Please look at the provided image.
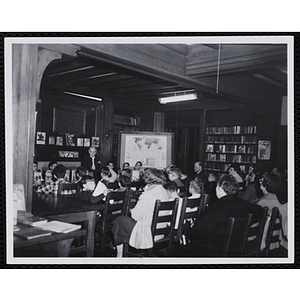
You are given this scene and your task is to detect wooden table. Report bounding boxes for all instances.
[31,193,104,257]
[14,224,86,257]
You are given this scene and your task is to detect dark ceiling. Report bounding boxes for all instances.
[40,44,288,107]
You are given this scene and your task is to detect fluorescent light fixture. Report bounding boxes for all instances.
[63,91,102,101]
[158,92,197,104]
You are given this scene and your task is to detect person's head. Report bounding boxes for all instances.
[271,166,285,179]
[164,181,179,198]
[52,164,67,180]
[80,175,96,191]
[123,162,130,170]
[33,162,38,172]
[107,161,115,170]
[228,164,239,175]
[134,161,142,170]
[207,172,217,182]
[118,175,131,188]
[76,166,87,180]
[216,174,239,199]
[48,161,58,170]
[165,164,176,174]
[168,167,181,182]
[248,168,259,183]
[88,147,97,158]
[260,172,282,194]
[248,164,254,174]
[194,161,203,173]
[143,168,166,186]
[100,167,111,178]
[189,179,204,195]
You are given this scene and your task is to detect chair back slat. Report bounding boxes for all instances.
[126,190,142,215]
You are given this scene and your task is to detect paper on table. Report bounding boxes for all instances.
[37,221,81,234]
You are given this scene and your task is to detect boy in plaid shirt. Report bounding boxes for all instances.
[37,164,67,194]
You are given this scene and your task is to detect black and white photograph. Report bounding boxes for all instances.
[4,35,295,268]
[36,131,46,145]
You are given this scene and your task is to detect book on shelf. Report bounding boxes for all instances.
[14,227,52,240]
[206,144,214,152]
[37,220,81,234]
[17,212,48,227]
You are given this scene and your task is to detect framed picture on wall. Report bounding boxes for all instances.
[92,137,99,147]
[36,132,46,145]
[65,133,76,146]
[77,138,83,147]
[49,136,55,145]
[84,138,90,147]
[56,136,64,146]
[258,140,271,160]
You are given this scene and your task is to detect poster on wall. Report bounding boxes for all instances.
[84,138,90,147]
[119,131,173,169]
[258,140,271,160]
[56,136,64,146]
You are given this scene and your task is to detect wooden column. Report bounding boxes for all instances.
[12,44,38,211]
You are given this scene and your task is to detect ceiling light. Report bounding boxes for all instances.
[158,92,198,104]
[64,91,102,101]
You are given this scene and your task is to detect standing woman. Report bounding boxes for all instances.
[112,168,169,257]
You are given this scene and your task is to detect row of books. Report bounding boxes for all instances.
[206,135,257,144]
[205,153,257,164]
[206,125,257,135]
[113,114,141,126]
[205,162,248,172]
[15,211,81,239]
[206,144,256,154]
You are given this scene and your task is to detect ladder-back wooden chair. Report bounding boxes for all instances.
[94,188,130,256]
[123,198,179,257]
[263,207,287,257]
[243,207,268,257]
[223,213,252,257]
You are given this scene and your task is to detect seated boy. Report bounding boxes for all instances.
[37,164,66,194]
[78,175,108,203]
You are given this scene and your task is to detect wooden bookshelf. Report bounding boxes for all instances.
[204,125,257,173]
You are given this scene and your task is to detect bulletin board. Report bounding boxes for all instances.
[119,131,174,169]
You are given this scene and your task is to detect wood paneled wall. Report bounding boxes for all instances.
[12,44,38,211]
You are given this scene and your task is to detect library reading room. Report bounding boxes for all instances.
[6,36,293,264]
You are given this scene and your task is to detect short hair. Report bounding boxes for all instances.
[52,164,66,179]
[218,174,239,195]
[107,161,114,166]
[164,181,178,193]
[48,161,57,169]
[76,166,87,178]
[189,179,204,194]
[194,161,203,167]
[123,162,130,168]
[79,175,95,189]
[169,167,181,177]
[261,173,282,194]
[135,161,142,167]
[100,167,111,177]
[119,175,131,187]
[143,168,166,186]
[229,163,239,172]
